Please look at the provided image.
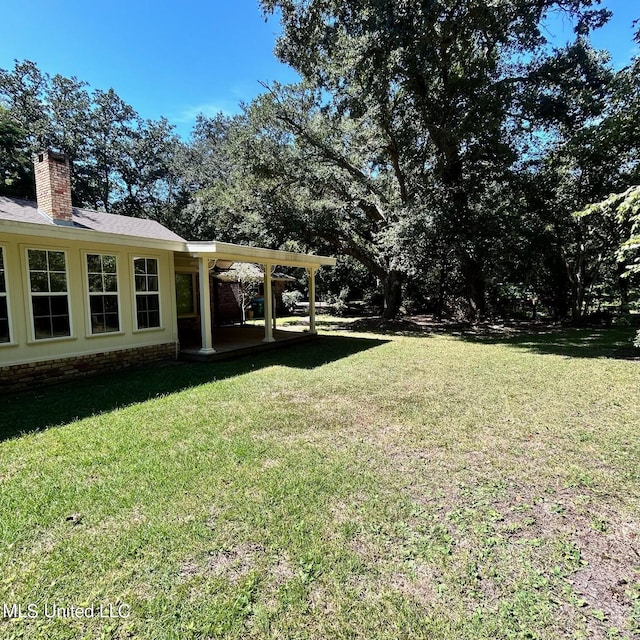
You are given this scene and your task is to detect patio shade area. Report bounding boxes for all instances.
[176,241,336,357]
[180,325,315,361]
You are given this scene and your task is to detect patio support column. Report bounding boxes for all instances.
[308,267,318,335]
[198,256,215,353]
[263,263,275,342]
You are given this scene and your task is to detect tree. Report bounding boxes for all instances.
[168,113,274,244]
[110,117,180,219]
[254,0,611,318]
[573,185,640,341]
[0,60,182,220]
[0,106,33,198]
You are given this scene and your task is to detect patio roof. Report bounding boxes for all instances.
[212,263,297,283]
[184,241,336,269]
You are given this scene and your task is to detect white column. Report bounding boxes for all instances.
[308,267,317,335]
[198,257,215,353]
[263,263,275,342]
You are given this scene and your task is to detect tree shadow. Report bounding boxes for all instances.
[0,334,388,442]
[330,313,638,361]
[454,326,639,360]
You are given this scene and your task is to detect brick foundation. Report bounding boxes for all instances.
[0,342,177,394]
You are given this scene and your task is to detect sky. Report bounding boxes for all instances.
[0,0,638,139]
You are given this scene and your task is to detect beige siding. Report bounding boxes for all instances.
[0,232,178,367]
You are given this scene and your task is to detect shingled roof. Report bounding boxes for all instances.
[0,196,185,243]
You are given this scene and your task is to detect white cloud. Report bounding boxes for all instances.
[173,100,242,124]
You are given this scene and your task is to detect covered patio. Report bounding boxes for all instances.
[174,241,336,359]
[180,325,315,361]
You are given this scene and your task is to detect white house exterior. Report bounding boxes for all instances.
[0,151,335,392]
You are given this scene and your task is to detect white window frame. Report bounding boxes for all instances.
[25,247,73,342]
[0,246,13,346]
[83,251,123,337]
[132,255,163,331]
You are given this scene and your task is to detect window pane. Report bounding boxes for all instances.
[32,296,51,317]
[0,247,5,293]
[104,274,117,292]
[90,296,105,315]
[104,295,118,313]
[135,275,146,292]
[0,297,9,343]
[50,295,69,316]
[88,273,103,293]
[30,271,48,292]
[136,296,149,314]
[28,249,47,270]
[28,250,71,340]
[102,255,117,273]
[147,276,159,292]
[34,316,52,339]
[51,315,70,337]
[48,251,66,271]
[49,272,67,292]
[134,258,145,274]
[105,313,119,332]
[87,254,102,273]
[146,259,158,275]
[136,293,160,329]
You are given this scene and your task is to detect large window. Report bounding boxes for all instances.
[134,257,160,329]
[0,248,9,343]
[87,253,120,334]
[28,249,71,340]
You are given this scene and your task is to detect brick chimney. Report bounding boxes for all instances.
[34,150,73,224]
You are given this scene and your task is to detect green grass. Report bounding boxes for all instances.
[1,324,639,639]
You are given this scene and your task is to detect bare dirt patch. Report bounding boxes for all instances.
[180,542,266,584]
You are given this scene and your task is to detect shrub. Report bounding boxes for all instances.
[282,290,304,313]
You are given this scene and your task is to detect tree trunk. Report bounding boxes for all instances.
[460,253,486,321]
[435,260,448,319]
[382,270,403,319]
[618,267,629,315]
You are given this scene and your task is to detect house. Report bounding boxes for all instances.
[0,150,335,392]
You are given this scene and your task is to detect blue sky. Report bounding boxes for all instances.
[0,1,637,139]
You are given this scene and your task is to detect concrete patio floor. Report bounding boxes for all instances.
[180,324,316,361]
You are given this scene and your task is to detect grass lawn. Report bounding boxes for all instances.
[1,322,639,639]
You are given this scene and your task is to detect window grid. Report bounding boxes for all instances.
[134,258,161,329]
[28,249,71,340]
[87,253,120,334]
[0,248,9,343]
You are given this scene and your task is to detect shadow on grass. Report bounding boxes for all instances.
[335,315,638,360]
[454,326,639,360]
[0,334,388,442]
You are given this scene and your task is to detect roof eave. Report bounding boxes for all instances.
[0,218,186,252]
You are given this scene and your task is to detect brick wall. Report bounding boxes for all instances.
[215,281,243,324]
[0,342,177,394]
[34,150,73,223]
